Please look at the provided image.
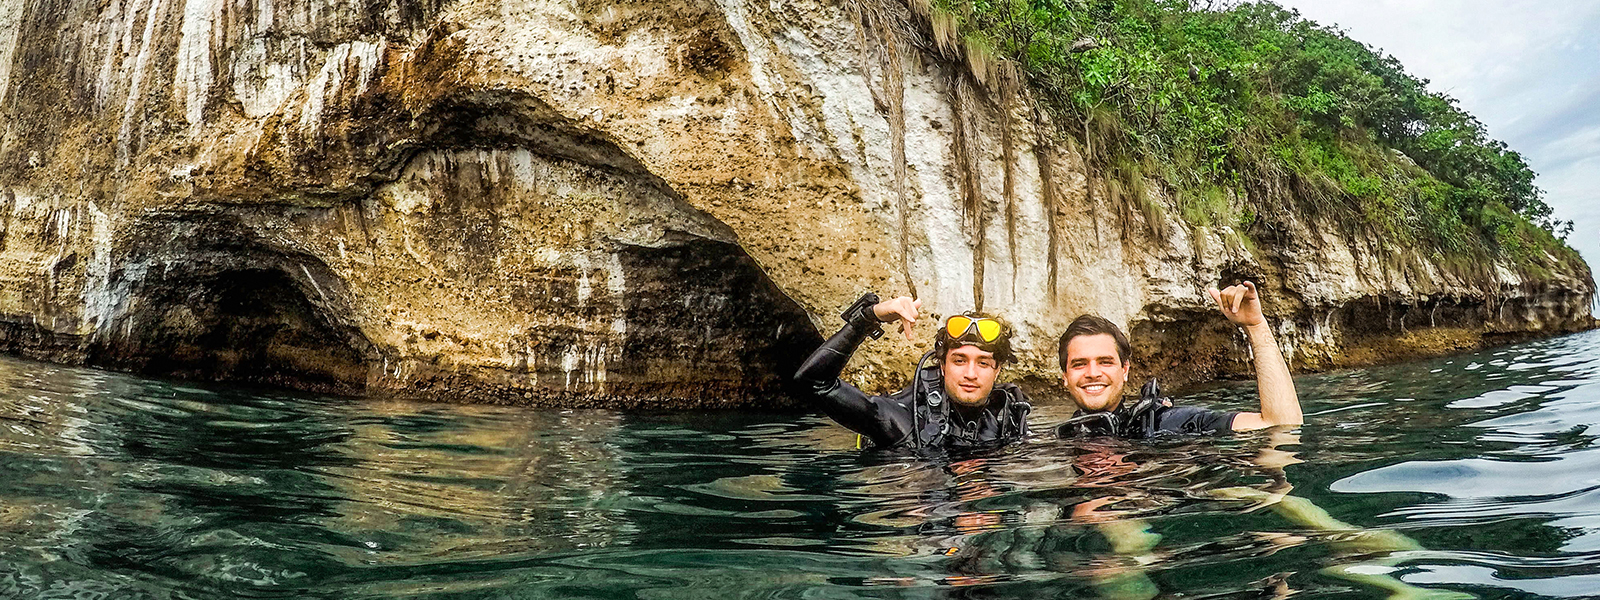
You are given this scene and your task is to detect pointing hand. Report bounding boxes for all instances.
[872,296,922,341]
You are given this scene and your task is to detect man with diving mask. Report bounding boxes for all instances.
[794,293,1031,450]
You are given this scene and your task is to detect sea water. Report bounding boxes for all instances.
[4,330,1600,599]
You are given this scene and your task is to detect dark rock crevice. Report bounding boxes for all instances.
[612,239,823,405]
[87,213,376,395]
[91,266,373,395]
[455,238,825,407]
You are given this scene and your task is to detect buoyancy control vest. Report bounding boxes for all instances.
[1056,379,1173,439]
[795,292,1033,451]
[897,353,1031,450]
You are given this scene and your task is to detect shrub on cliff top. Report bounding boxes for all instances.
[926,0,1578,272]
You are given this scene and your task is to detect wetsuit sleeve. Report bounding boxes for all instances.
[1156,406,1238,435]
[793,294,887,433]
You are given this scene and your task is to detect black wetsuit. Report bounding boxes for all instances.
[1057,380,1237,439]
[793,293,1031,450]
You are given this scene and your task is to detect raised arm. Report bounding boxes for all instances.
[792,293,920,429]
[1208,281,1302,430]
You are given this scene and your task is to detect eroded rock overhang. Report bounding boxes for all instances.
[0,0,830,406]
[0,0,1592,403]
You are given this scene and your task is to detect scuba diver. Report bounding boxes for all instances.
[793,293,1030,450]
[1057,281,1303,438]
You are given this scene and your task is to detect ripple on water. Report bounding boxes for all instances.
[4,330,1600,598]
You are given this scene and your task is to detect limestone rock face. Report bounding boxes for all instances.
[0,0,1592,405]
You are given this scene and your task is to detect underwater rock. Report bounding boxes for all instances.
[0,0,1591,405]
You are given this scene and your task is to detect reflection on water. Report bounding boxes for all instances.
[4,330,1600,598]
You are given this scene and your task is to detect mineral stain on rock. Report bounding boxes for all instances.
[0,0,1592,406]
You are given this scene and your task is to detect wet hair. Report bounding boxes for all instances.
[1057,314,1131,371]
[936,311,1015,364]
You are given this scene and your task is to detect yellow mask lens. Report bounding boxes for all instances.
[946,315,972,339]
[945,316,1002,343]
[975,319,1002,342]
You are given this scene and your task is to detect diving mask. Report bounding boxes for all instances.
[945,315,1004,343]
[939,314,1013,361]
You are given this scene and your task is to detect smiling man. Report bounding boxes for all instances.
[794,293,1031,450]
[1057,282,1303,438]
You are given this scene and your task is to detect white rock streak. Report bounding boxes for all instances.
[116,0,169,165]
[94,0,129,109]
[81,203,116,334]
[0,0,24,107]
[174,0,218,136]
[300,39,384,135]
[232,38,310,118]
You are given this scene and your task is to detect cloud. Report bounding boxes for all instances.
[1533,122,1600,172]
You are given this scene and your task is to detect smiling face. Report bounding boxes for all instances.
[1061,333,1131,412]
[942,345,1000,407]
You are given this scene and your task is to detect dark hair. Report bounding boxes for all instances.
[936,312,1014,364]
[1057,314,1131,371]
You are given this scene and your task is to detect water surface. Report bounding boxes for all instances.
[5,331,1600,598]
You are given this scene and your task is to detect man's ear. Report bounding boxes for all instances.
[1060,372,1070,386]
[1121,361,1133,382]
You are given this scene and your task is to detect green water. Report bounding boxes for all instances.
[5,331,1600,599]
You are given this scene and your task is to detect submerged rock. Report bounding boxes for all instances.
[0,0,1591,406]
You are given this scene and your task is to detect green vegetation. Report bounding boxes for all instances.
[921,0,1579,269]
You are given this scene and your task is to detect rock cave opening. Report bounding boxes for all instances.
[604,238,824,405]
[93,263,372,396]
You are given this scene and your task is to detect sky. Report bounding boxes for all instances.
[1271,0,1600,309]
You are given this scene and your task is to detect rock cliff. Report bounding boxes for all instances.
[0,0,1591,406]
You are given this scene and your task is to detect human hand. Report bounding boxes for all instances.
[1208,281,1265,328]
[872,296,921,341]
